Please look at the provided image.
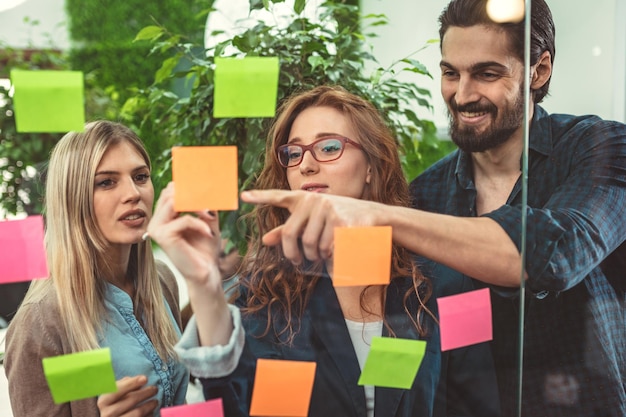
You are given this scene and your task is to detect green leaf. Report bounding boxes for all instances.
[134,26,164,42]
[154,56,179,84]
[307,55,326,71]
[294,0,305,14]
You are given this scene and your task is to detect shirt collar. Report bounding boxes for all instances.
[104,281,134,309]
[528,104,553,156]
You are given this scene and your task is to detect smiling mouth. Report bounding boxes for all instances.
[459,111,489,118]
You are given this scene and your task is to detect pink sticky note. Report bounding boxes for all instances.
[437,288,492,351]
[161,398,224,417]
[0,215,48,284]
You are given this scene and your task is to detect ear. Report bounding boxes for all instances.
[531,50,552,90]
[366,165,372,184]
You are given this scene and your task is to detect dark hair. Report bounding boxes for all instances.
[238,85,433,343]
[439,0,555,103]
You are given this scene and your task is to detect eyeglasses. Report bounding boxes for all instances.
[277,136,363,168]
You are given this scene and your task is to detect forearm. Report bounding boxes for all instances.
[175,304,245,379]
[185,265,234,347]
[375,204,523,287]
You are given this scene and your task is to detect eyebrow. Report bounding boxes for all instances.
[287,133,345,144]
[95,165,149,176]
[440,60,510,72]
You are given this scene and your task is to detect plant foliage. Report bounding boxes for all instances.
[0,43,119,216]
[122,0,448,253]
[65,0,207,104]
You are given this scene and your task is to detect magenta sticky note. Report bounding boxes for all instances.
[0,215,48,284]
[437,288,492,351]
[161,398,224,417]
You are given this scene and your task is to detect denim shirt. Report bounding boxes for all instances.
[100,283,189,416]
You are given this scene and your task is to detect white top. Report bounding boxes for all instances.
[345,319,384,417]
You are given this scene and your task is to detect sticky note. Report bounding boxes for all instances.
[249,359,316,417]
[171,146,239,211]
[10,69,85,133]
[437,288,493,351]
[333,226,392,286]
[42,348,117,404]
[0,215,48,284]
[161,398,224,417]
[213,57,279,118]
[358,337,426,389]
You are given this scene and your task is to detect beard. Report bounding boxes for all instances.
[448,87,524,153]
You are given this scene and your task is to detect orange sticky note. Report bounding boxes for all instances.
[249,359,316,417]
[171,146,239,211]
[333,226,392,286]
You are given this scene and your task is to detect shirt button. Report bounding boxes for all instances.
[161,364,168,371]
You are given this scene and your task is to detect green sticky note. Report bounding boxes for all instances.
[42,347,117,404]
[213,57,279,118]
[11,69,85,133]
[358,337,426,389]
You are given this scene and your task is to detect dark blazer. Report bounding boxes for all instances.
[201,273,500,417]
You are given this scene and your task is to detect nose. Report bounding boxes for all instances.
[122,177,141,203]
[454,75,480,107]
[298,149,319,175]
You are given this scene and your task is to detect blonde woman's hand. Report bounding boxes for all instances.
[97,375,157,417]
[148,182,222,289]
[148,182,233,346]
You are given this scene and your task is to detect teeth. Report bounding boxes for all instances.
[461,111,487,118]
[123,214,141,220]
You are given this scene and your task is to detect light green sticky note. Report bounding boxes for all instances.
[213,57,279,118]
[11,69,85,133]
[358,337,426,389]
[42,347,117,404]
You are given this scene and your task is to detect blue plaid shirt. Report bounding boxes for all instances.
[410,105,626,417]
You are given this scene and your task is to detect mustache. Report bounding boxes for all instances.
[450,99,497,114]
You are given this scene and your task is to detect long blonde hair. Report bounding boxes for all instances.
[22,120,178,359]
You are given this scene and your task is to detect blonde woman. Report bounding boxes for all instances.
[4,121,188,417]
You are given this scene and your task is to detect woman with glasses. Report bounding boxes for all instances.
[148,85,500,417]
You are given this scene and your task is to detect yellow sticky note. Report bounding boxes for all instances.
[213,57,279,118]
[333,226,392,286]
[250,359,316,417]
[172,146,239,211]
[11,69,85,133]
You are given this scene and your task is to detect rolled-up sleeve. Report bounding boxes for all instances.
[484,120,626,294]
[175,303,245,378]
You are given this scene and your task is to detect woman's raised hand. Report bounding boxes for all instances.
[148,182,233,346]
[148,182,222,289]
